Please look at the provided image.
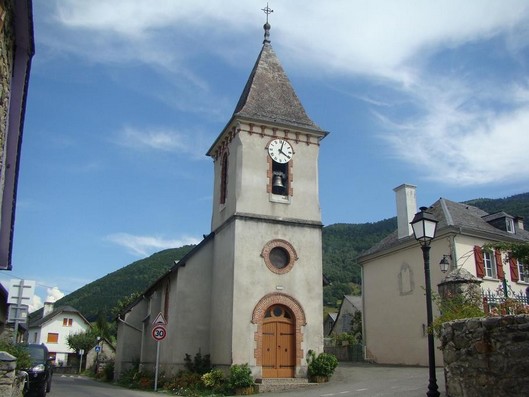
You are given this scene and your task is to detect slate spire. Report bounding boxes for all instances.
[232,20,323,132]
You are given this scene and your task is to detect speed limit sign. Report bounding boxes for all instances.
[152,325,167,341]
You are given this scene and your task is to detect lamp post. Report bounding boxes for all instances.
[410,206,440,397]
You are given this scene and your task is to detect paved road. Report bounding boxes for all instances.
[51,363,446,396]
[51,374,155,397]
[263,363,446,397]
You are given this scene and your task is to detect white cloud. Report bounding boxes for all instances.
[29,294,43,313]
[114,126,210,159]
[37,1,529,186]
[46,287,65,303]
[105,232,201,257]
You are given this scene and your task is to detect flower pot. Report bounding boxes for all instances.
[311,375,329,383]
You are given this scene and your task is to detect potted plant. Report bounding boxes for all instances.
[229,363,255,395]
[306,350,338,383]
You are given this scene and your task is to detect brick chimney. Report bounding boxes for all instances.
[393,184,417,239]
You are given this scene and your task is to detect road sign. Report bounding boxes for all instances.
[152,312,167,325]
[152,325,167,341]
[95,345,101,353]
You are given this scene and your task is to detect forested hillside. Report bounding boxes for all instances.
[31,245,194,322]
[41,192,528,321]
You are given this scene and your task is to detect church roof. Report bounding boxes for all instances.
[232,40,323,132]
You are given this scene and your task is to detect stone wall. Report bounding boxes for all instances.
[0,351,24,397]
[440,315,529,397]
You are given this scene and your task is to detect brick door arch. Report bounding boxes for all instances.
[252,293,306,378]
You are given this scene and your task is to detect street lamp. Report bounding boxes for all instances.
[439,255,450,273]
[410,206,440,397]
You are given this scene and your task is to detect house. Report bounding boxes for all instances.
[358,184,529,366]
[323,312,337,337]
[115,20,327,380]
[27,303,91,365]
[0,0,34,270]
[329,295,362,336]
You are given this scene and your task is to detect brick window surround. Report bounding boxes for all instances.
[251,292,306,367]
[261,239,298,274]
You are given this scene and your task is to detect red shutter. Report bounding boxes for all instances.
[509,256,519,282]
[495,250,505,280]
[474,246,485,278]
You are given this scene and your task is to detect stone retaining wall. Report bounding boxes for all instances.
[440,314,529,397]
[0,351,23,397]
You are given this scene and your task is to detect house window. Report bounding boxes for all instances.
[484,251,497,278]
[63,318,73,327]
[47,333,59,343]
[519,261,529,282]
[506,218,515,233]
[33,332,38,343]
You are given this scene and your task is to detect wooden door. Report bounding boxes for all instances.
[262,305,295,378]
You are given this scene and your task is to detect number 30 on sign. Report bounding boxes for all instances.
[152,325,166,341]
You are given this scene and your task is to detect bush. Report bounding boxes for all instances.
[184,351,212,375]
[202,368,225,390]
[100,360,114,382]
[0,341,31,370]
[306,350,338,379]
[229,363,254,389]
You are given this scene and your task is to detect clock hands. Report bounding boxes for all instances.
[279,141,291,158]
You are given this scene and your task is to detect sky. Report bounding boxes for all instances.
[2,0,529,312]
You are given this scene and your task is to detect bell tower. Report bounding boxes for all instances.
[206,12,328,378]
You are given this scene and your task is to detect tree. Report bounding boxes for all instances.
[66,329,99,354]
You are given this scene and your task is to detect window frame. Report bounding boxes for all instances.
[519,261,529,283]
[47,332,59,344]
[483,251,497,278]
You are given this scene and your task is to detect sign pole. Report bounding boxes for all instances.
[154,340,160,391]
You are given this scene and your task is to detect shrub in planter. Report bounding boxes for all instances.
[202,368,225,392]
[306,350,338,382]
[229,363,255,395]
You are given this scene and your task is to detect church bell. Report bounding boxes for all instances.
[273,174,285,188]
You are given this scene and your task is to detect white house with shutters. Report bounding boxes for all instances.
[114,20,327,380]
[358,184,529,366]
[27,303,91,365]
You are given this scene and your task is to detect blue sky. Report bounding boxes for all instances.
[2,0,529,310]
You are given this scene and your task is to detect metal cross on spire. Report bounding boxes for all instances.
[262,3,273,44]
[262,3,273,23]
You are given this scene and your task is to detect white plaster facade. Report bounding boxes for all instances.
[359,184,529,366]
[115,27,327,380]
[27,304,91,365]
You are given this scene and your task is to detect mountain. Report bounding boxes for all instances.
[30,245,194,323]
[42,192,529,320]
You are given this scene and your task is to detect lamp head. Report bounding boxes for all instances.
[410,206,438,246]
[439,255,450,273]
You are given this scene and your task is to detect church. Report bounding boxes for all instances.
[114,17,328,379]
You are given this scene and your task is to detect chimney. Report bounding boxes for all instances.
[43,302,54,317]
[393,184,417,239]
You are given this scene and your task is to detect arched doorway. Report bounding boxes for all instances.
[262,305,295,378]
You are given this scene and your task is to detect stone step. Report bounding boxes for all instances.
[255,378,319,393]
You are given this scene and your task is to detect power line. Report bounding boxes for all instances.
[0,271,73,294]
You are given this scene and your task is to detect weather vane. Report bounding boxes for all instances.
[262,3,273,23]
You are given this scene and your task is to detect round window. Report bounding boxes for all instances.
[261,239,298,274]
[269,247,289,269]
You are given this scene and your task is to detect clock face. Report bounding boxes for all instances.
[268,139,293,163]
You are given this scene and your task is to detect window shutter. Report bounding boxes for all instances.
[495,250,505,280]
[474,245,485,278]
[509,256,519,282]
